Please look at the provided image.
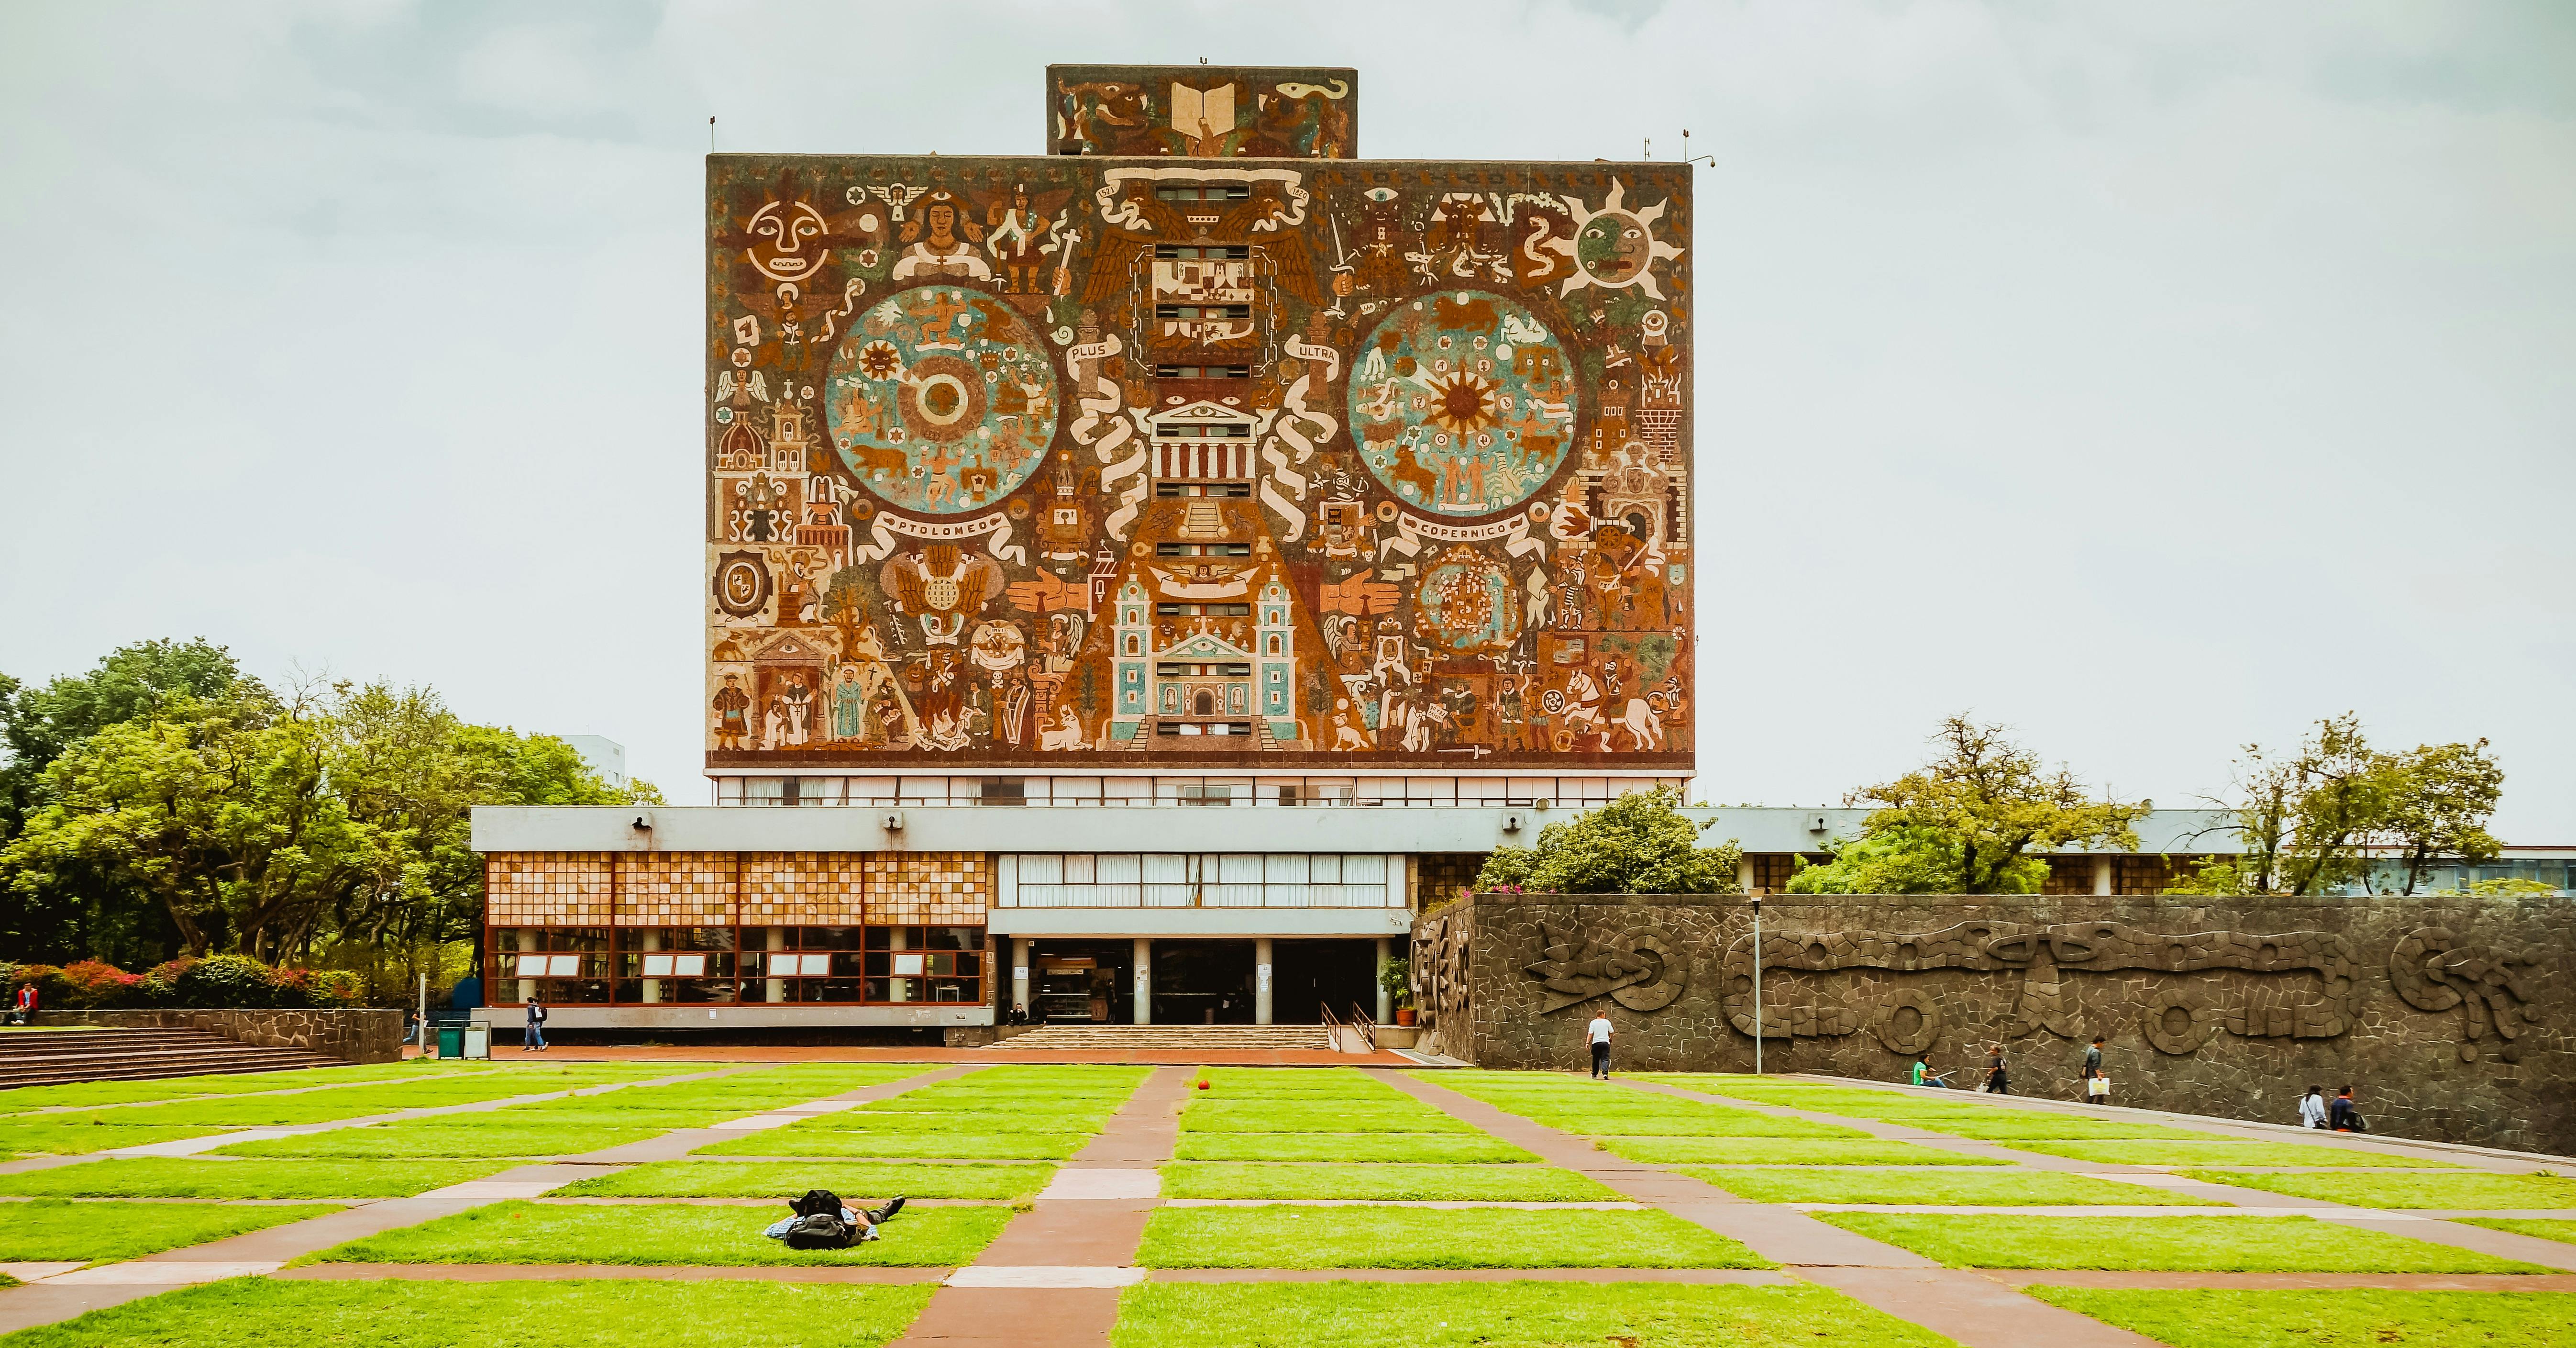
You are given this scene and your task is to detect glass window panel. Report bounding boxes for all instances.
[1019,854,1064,884]
[513,954,546,976]
[1064,854,1096,883]
[1343,854,1387,882]
[1309,855,1341,883]
[1264,854,1308,883]
[641,954,674,976]
[1219,854,1263,883]
[1141,853,1189,883]
[1096,854,1141,883]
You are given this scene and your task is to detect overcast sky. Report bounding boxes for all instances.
[3,2,2570,836]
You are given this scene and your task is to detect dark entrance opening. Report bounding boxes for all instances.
[1150,939,1255,1024]
[1027,939,1134,1023]
[1272,938,1378,1025]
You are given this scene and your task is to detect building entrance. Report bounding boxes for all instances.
[1149,938,1255,1024]
[1027,939,1133,1024]
[1272,938,1379,1025]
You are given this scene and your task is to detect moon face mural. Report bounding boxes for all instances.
[823,286,1060,516]
[1348,292,1578,518]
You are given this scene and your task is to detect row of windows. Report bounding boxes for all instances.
[1156,304,1253,321]
[1158,663,1254,678]
[1156,424,1252,440]
[1157,542,1251,557]
[489,925,986,1006]
[1154,365,1251,379]
[1157,602,1253,617]
[1159,721,1254,736]
[710,776,1690,807]
[1155,482,1252,497]
[1155,245,1250,260]
[1155,184,1251,202]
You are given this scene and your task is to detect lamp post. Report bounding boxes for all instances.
[1750,893,1764,1075]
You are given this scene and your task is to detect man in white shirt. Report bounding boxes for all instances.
[1587,1012,1614,1079]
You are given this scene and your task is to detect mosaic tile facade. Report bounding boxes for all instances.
[484,853,613,926]
[862,852,992,925]
[613,853,739,928]
[706,64,1692,773]
[483,852,987,928]
[741,852,868,926]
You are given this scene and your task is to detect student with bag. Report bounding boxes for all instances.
[764,1189,907,1248]
[2329,1085,2367,1133]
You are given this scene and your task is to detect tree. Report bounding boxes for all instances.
[2176,716,2502,897]
[1790,716,2147,895]
[1476,787,1743,894]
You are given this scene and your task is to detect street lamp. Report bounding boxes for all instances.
[1750,893,1764,1075]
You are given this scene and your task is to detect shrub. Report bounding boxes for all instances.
[55,959,143,1009]
[173,955,287,1008]
[309,969,368,1008]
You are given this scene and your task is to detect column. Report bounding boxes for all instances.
[1374,936,1393,1023]
[2093,856,2115,896]
[1254,936,1274,1026]
[765,926,787,1003]
[1132,937,1153,1025]
[641,928,663,1003]
[1011,938,1032,1020]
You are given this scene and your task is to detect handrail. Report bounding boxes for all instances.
[1347,1003,1378,1053]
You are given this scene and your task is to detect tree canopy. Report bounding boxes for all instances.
[1789,716,2148,895]
[0,640,658,975]
[1476,787,1744,895]
[2172,713,2501,897]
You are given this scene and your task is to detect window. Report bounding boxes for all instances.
[1156,603,1251,617]
[1156,423,1251,439]
[1154,245,1250,259]
[1154,183,1250,202]
[1154,304,1253,321]
[1155,662,1253,678]
[1156,542,1251,557]
[493,925,983,1007]
[978,778,1027,806]
[1154,481,1252,497]
[1153,365,1251,379]
[1158,721,1252,736]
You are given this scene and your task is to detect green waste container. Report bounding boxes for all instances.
[436,1024,465,1058]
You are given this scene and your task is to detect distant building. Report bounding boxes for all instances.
[563,735,627,790]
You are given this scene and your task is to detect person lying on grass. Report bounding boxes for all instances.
[763,1188,906,1248]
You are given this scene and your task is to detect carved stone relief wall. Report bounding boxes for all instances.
[1417,892,2572,1155]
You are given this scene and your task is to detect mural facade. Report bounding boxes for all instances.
[706,66,1692,772]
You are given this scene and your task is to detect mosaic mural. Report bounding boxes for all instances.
[707,66,1692,770]
[1047,65,1358,159]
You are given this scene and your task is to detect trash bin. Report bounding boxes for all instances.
[436,1024,465,1059]
[463,1025,490,1060]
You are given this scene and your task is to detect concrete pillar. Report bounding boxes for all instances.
[1132,937,1153,1025]
[1737,856,1757,892]
[2093,856,2116,896]
[1012,938,1032,1020]
[765,926,787,1004]
[1254,937,1274,1026]
[642,929,663,1003]
[1374,936,1393,1023]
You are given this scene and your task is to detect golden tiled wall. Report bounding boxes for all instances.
[741,852,866,926]
[485,854,613,925]
[862,852,991,925]
[614,852,739,927]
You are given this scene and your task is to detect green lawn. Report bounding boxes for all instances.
[1135,1205,1770,1269]
[1818,1213,2549,1272]
[549,1160,1054,1200]
[216,1121,666,1159]
[306,1198,1008,1267]
[1170,1131,1535,1163]
[2176,1172,2576,1210]
[0,1277,936,1348]
[806,1111,1115,1133]
[0,1198,342,1264]
[695,1129,1090,1159]
[1111,1282,1954,1348]
[1597,1137,2004,1166]
[1494,1108,1865,1139]
[2008,1141,2462,1169]
[1868,1115,2228,1142]
[2024,1288,2576,1348]
[0,1063,512,1114]
[0,1158,513,1199]
[70,1082,618,1129]
[1159,1162,1616,1202]
[2458,1219,2576,1246]
[0,1119,232,1155]
[1701,1170,2228,1206]
[1194,1068,1391,1092]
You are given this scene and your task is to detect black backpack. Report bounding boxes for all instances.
[784,1189,854,1249]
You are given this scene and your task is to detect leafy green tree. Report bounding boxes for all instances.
[1790,716,2147,895]
[1476,787,1744,894]
[2174,717,2503,897]
[2380,739,2502,895]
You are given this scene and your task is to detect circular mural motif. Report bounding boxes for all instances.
[1411,546,1521,655]
[1349,291,1577,517]
[824,286,1059,515]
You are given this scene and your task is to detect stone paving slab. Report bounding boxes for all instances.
[2331,1215,2576,1271]
[1147,1267,1797,1284]
[1036,1168,1159,1201]
[0,1263,83,1282]
[40,1261,283,1285]
[890,1287,1121,1346]
[1799,1267,2167,1348]
[946,1266,1146,1288]
[1160,1199,1647,1210]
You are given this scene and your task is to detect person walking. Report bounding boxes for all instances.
[2081,1036,2107,1105]
[2298,1085,2328,1129]
[1587,1011,1614,1080]
[522,995,548,1052]
[1982,1043,2009,1094]
[5,981,35,1026]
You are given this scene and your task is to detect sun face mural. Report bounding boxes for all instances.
[707,66,1692,770]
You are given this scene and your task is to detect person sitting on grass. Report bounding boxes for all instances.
[765,1189,905,1248]
[1909,1057,1951,1089]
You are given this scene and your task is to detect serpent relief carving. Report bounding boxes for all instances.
[2389,927,2547,1063]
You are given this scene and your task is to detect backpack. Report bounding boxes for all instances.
[783,1212,854,1249]
[791,1189,846,1218]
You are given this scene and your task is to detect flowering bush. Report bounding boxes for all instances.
[5,956,376,1009]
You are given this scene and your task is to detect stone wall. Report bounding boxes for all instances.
[35,1009,403,1064]
[1414,891,2572,1156]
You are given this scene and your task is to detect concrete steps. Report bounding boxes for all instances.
[0,1026,347,1088]
[991,1023,1335,1052]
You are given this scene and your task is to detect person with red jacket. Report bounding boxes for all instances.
[6,982,36,1026]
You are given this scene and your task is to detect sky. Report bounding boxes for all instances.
[2,1,2571,835]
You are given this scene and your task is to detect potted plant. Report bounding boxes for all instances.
[1378,957,1416,1026]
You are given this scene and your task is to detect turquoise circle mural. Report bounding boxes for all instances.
[1348,291,1578,517]
[823,286,1060,515]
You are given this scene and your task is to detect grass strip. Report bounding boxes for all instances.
[1176,1105,1471,1135]
[1160,1162,1616,1202]
[0,1121,226,1155]
[2023,1287,2576,1348]
[695,1129,1090,1159]
[1136,1205,1771,1269]
[1170,1131,1535,1163]
[1873,1116,2229,1142]
[0,1062,513,1114]
[1701,1169,2229,1206]
[0,1276,935,1348]
[306,1198,1007,1267]
[0,1198,342,1263]
[2175,1171,2576,1210]
[0,1158,512,1199]
[2008,1140,2463,1169]
[216,1122,666,1159]
[1110,1281,1954,1348]
[2457,1218,2576,1246]
[1818,1213,2551,1272]
[1599,1137,2004,1166]
[551,1159,1054,1200]
[804,1111,1115,1134]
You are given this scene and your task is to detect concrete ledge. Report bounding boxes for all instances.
[474,1004,992,1030]
[30,1009,400,1064]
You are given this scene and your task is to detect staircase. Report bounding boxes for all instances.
[992,1023,1334,1053]
[0,1026,348,1089]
